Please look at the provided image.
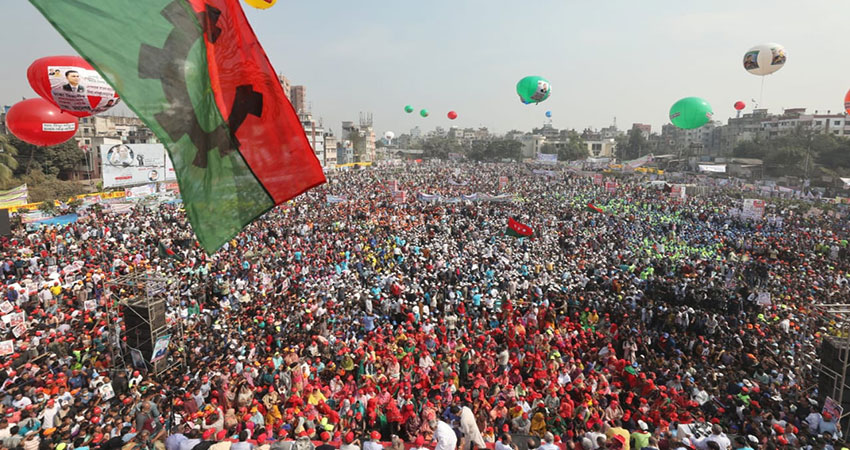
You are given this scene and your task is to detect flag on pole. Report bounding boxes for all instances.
[587,203,605,214]
[29,0,325,252]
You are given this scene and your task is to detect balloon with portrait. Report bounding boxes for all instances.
[743,43,786,77]
[6,98,79,146]
[516,76,551,104]
[27,55,121,118]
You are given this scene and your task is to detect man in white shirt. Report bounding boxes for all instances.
[432,419,458,450]
[39,399,60,429]
[494,434,515,450]
[537,433,559,450]
[693,425,731,450]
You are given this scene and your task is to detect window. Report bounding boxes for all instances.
[83,128,90,134]
[835,130,840,135]
[84,139,90,145]
[815,121,823,126]
[592,143,602,151]
[836,121,842,126]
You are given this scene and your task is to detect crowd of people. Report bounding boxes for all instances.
[0,161,848,450]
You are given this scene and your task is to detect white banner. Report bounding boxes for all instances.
[537,153,558,164]
[698,164,727,173]
[101,144,176,188]
[742,199,765,220]
[124,184,157,198]
[46,65,120,115]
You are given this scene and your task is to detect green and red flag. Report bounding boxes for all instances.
[587,202,605,214]
[506,218,533,238]
[29,0,325,252]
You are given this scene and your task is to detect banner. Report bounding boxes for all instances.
[624,154,654,170]
[392,190,407,204]
[325,195,347,204]
[593,174,603,186]
[150,334,171,363]
[698,164,727,173]
[124,184,157,198]
[742,199,765,220]
[45,65,120,115]
[537,153,558,164]
[499,176,509,190]
[387,180,399,192]
[532,169,556,177]
[605,181,618,194]
[26,214,79,230]
[0,185,28,209]
[670,185,686,200]
[448,179,469,186]
[100,143,176,188]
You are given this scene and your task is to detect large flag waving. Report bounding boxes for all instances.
[505,218,533,238]
[29,0,325,252]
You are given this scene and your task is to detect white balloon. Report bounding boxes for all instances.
[743,43,786,76]
[384,131,395,140]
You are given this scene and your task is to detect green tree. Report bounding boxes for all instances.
[17,170,87,203]
[621,129,649,160]
[558,130,588,161]
[9,135,84,179]
[468,139,521,161]
[421,137,462,160]
[0,134,20,187]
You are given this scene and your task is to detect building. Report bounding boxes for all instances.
[324,131,338,168]
[71,115,159,181]
[278,73,291,102]
[632,123,652,138]
[298,112,326,166]
[341,118,376,163]
[584,138,617,158]
[290,85,307,114]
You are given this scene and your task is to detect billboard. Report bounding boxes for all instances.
[100,144,176,188]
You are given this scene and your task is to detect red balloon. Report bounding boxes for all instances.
[27,55,121,118]
[844,89,850,115]
[6,99,79,147]
[447,111,458,120]
[734,101,746,111]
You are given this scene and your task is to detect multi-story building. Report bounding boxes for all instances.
[278,74,291,102]
[324,132,338,168]
[298,112,325,166]
[632,123,652,138]
[290,85,306,114]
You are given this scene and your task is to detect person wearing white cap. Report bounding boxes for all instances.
[630,421,651,450]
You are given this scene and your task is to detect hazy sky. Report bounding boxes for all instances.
[2,1,849,138]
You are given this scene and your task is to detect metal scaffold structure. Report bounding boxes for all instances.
[105,271,185,377]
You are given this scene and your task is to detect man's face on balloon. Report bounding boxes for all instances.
[532,81,550,101]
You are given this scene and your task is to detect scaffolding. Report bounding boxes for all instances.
[105,272,185,377]
[814,304,850,437]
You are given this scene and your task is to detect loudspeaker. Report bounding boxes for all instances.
[818,338,850,411]
[122,300,167,360]
[0,209,10,237]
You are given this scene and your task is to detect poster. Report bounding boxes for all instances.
[0,301,13,315]
[84,300,97,311]
[0,340,13,357]
[593,174,603,186]
[387,180,399,192]
[47,65,121,115]
[756,292,771,306]
[742,199,766,220]
[499,176,509,190]
[824,396,843,420]
[98,382,115,401]
[8,312,25,328]
[392,190,407,204]
[150,334,171,363]
[130,348,146,369]
[100,144,177,188]
[12,323,27,338]
[605,181,618,194]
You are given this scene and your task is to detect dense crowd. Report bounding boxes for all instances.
[0,162,848,450]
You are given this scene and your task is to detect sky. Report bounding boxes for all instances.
[2,0,850,138]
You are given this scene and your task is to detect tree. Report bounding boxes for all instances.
[17,170,87,203]
[558,130,588,161]
[421,137,462,160]
[468,139,522,161]
[0,134,19,187]
[9,135,84,179]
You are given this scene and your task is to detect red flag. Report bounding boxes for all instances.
[188,0,324,205]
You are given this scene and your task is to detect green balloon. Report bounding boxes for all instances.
[516,75,551,104]
[420,109,429,118]
[404,105,414,113]
[669,97,713,130]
